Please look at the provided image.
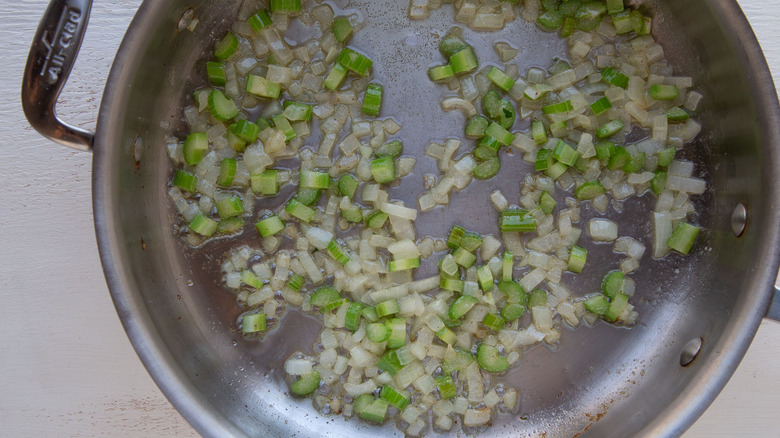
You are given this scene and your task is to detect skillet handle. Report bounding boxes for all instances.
[22,0,94,152]
[766,286,780,322]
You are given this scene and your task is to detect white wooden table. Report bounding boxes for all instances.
[0,1,778,436]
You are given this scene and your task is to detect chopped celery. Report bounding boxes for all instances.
[449,46,478,74]
[388,257,420,272]
[436,376,457,400]
[365,210,389,229]
[360,398,389,423]
[501,303,526,321]
[376,299,400,317]
[300,170,330,189]
[453,247,477,268]
[473,157,501,180]
[532,120,548,145]
[476,344,508,373]
[568,245,587,273]
[651,170,667,195]
[607,146,631,170]
[377,351,402,375]
[371,156,396,184]
[601,67,629,88]
[214,32,239,60]
[296,188,322,206]
[385,318,406,348]
[575,180,606,200]
[361,306,379,323]
[540,191,556,214]
[429,64,455,82]
[183,132,209,166]
[362,83,383,116]
[256,215,285,237]
[173,170,198,193]
[465,116,489,139]
[246,75,282,99]
[584,294,610,315]
[543,100,573,114]
[189,213,218,237]
[435,327,457,345]
[447,226,466,249]
[487,66,515,91]
[498,280,526,304]
[291,371,320,396]
[248,9,273,31]
[596,119,625,138]
[502,252,514,281]
[218,158,237,187]
[590,96,612,115]
[375,140,403,158]
[251,169,279,195]
[605,292,629,321]
[666,107,690,122]
[340,202,363,223]
[460,232,483,252]
[439,34,468,57]
[553,140,580,166]
[216,217,244,234]
[657,146,677,167]
[367,322,391,342]
[206,61,226,86]
[482,313,506,331]
[208,89,239,121]
[310,287,342,310]
[536,149,553,171]
[650,84,679,101]
[283,101,313,121]
[448,295,478,319]
[476,265,494,291]
[242,313,267,333]
[332,16,353,43]
[337,174,359,199]
[327,240,350,265]
[324,63,349,90]
[528,289,548,308]
[286,198,316,222]
[440,277,465,293]
[379,385,410,410]
[215,196,244,219]
[287,273,305,292]
[344,302,364,331]
[667,222,700,254]
[500,209,536,232]
[337,47,373,76]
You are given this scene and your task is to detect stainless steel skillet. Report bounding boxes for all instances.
[22,0,780,436]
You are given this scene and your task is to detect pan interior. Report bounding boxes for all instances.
[95,0,776,437]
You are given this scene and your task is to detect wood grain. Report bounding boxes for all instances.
[0,1,777,437]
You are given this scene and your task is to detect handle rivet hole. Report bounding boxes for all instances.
[731,203,747,237]
[680,337,703,367]
[177,8,196,32]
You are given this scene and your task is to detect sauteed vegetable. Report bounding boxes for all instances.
[165,0,705,434]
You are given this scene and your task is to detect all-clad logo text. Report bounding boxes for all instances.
[40,6,82,84]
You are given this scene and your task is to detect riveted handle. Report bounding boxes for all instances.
[766,286,780,321]
[22,0,94,151]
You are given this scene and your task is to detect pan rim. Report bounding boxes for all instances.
[91,1,780,437]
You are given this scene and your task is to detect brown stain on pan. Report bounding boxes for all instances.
[571,411,607,438]
[570,395,623,437]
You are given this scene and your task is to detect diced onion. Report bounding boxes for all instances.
[589,219,618,241]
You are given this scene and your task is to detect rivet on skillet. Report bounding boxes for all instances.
[177,7,196,32]
[731,203,748,237]
[680,337,703,367]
